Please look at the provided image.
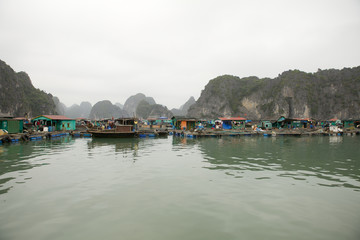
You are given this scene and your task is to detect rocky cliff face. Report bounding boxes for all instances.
[188,67,360,120]
[0,60,57,117]
[171,96,196,116]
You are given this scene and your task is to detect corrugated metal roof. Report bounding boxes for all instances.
[33,115,73,120]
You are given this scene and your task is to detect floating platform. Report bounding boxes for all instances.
[171,129,360,138]
[137,129,169,138]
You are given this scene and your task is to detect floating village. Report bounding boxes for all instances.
[0,113,360,144]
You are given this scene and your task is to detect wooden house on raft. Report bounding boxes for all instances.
[32,115,76,132]
[272,116,316,129]
[147,117,171,129]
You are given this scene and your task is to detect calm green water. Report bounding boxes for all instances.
[0,135,359,240]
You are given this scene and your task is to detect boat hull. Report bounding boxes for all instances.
[88,130,136,138]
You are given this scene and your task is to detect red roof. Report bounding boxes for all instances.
[219,117,246,121]
[329,118,339,122]
[39,115,73,120]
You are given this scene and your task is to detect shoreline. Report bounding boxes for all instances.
[1,128,359,144]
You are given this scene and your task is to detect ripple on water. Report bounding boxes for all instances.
[0,136,360,240]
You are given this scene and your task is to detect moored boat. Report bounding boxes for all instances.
[87,118,138,138]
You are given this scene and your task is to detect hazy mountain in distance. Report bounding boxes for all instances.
[171,96,196,116]
[123,93,156,116]
[115,102,124,109]
[65,101,92,119]
[53,96,66,115]
[79,101,92,118]
[136,100,173,119]
[89,100,129,120]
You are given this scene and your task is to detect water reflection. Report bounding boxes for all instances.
[87,138,140,159]
[172,137,198,148]
[0,136,75,195]
[193,136,360,191]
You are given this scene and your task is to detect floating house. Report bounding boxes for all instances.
[171,117,196,130]
[32,115,76,131]
[0,116,24,134]
[218,117,246,130]
[272,116,313,129]
[147,117,171,128]
[296,118,314,128]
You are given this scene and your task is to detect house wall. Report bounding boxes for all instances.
[180,121,187,130]
[186,121,195,130]
[222,121,232,129]
[344,121,354,129]
[0,120,7,131]
[261,121,272,129]
[59,120,76,131]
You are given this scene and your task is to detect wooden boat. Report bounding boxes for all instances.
[88,129,136,138]
[87,118,138,138]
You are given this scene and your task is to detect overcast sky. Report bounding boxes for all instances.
[1,0,359,109]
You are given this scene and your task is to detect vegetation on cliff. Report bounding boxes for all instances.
[0,60,57,117]
[2,58,359,121]
[188,67,360,120]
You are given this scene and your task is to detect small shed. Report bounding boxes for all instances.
[219,117,246,130]
[32,115,76,131]
[0,117,24,134]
